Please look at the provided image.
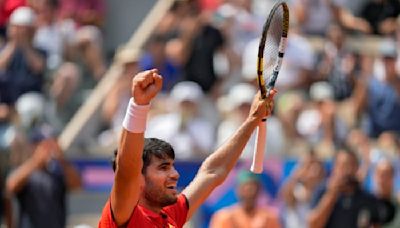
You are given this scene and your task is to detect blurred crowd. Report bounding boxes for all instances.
[1,0,400,227]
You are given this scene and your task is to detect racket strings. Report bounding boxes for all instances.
[263,7,284,86]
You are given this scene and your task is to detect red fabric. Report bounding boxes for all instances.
[0,0,26,26]
[99,194,189,228]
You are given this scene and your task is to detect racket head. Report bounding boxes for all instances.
[257,1,289,99]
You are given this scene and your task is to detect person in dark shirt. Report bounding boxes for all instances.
[308,148,395,228]
[360,0,400,35]
[5,132,81,228]
[0,6,46,105]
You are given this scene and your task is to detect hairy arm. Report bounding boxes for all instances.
[183,91,276,220]
[110,69,162,226]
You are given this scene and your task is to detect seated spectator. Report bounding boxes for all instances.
[216,83,285,159]
[99,47,141,147]
[353,40,400,138]
[0,6,46,105]
[316,24,356,101]
[308,148,395,228]
[0,0,25,40]
[146,81,215,160]
[297,82,348,158]
[139,33,181,92]
[57,0,106,79]
[280,152,325,228]
[210,170,281,228]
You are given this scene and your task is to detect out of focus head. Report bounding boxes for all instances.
[333,147,359,178]
[170,81,203,115]
[15,92,45,130]
[8,6,36,39]
[115,47,141,76]
[374,159,394,198]
[379,39,398,79]
[218,83,255,118]
[326,23,345,48]
[236,170,261,207]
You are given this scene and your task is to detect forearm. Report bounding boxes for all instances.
[308,190,338,228]
[22,47,45,73]
[59,159,82,191]
[0,43,15,71]
[6,159,40,194]
[111,129,145,225]
[199,117,258,182]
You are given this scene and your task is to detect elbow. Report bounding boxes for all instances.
[5,178,18,196]
[307,213,321,228]
[199,166,228,187]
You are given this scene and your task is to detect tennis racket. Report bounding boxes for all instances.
[250,1,289,173]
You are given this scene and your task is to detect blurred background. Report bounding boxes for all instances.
[1,0,400,227]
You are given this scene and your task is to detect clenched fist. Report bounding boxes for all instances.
[131,69,163,105]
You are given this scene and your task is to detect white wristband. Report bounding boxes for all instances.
[122,98,150,133]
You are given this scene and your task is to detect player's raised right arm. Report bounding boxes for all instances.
[110,69,162,226]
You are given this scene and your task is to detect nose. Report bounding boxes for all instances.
[170,167,180,180]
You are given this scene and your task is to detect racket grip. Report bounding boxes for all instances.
[250,121,266,173]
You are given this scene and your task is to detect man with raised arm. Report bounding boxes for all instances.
[98,69,276,227]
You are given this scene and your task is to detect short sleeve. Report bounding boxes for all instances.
[98,200,118,228]
[163,194,189,228]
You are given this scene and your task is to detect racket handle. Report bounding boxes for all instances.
[250,121,266,173]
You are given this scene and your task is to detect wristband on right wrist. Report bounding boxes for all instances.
[122,98,150,133]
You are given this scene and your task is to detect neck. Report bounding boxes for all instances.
[241,201,257,215]
[139,198,163,214]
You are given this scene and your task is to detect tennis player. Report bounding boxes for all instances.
[99,69,276,227]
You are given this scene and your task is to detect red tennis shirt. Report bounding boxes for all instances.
[99,194,189,228]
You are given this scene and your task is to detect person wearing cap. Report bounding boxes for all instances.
[98,69,276,227]
[353,39,400,138]
[210,170,281,228]
[0,6,46,105]
[146,81,215,160]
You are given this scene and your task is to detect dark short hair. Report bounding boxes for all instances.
[335,145,359,167]
[112,138,175,174]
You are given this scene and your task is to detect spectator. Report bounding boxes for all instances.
[0,0,25,40]
[0,6,46,105]
[308,148,394,228]
[180,9,225,94]
[353,40,400,138]
[57,0,107,79]
[210,170,281,228]
[297,81,348,158]
[373,159,400,228]
[280,152,325,228]
[139,33,181,92]
[146,81,215,160]
[5,134,81,228]
[316,24,356,101]
[99,47,141,147]
[359,0,400,36]
[216,83,285,159]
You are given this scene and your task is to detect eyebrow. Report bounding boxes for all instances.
[157,161,173,167]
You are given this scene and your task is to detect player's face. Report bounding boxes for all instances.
[143,156,180,207]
